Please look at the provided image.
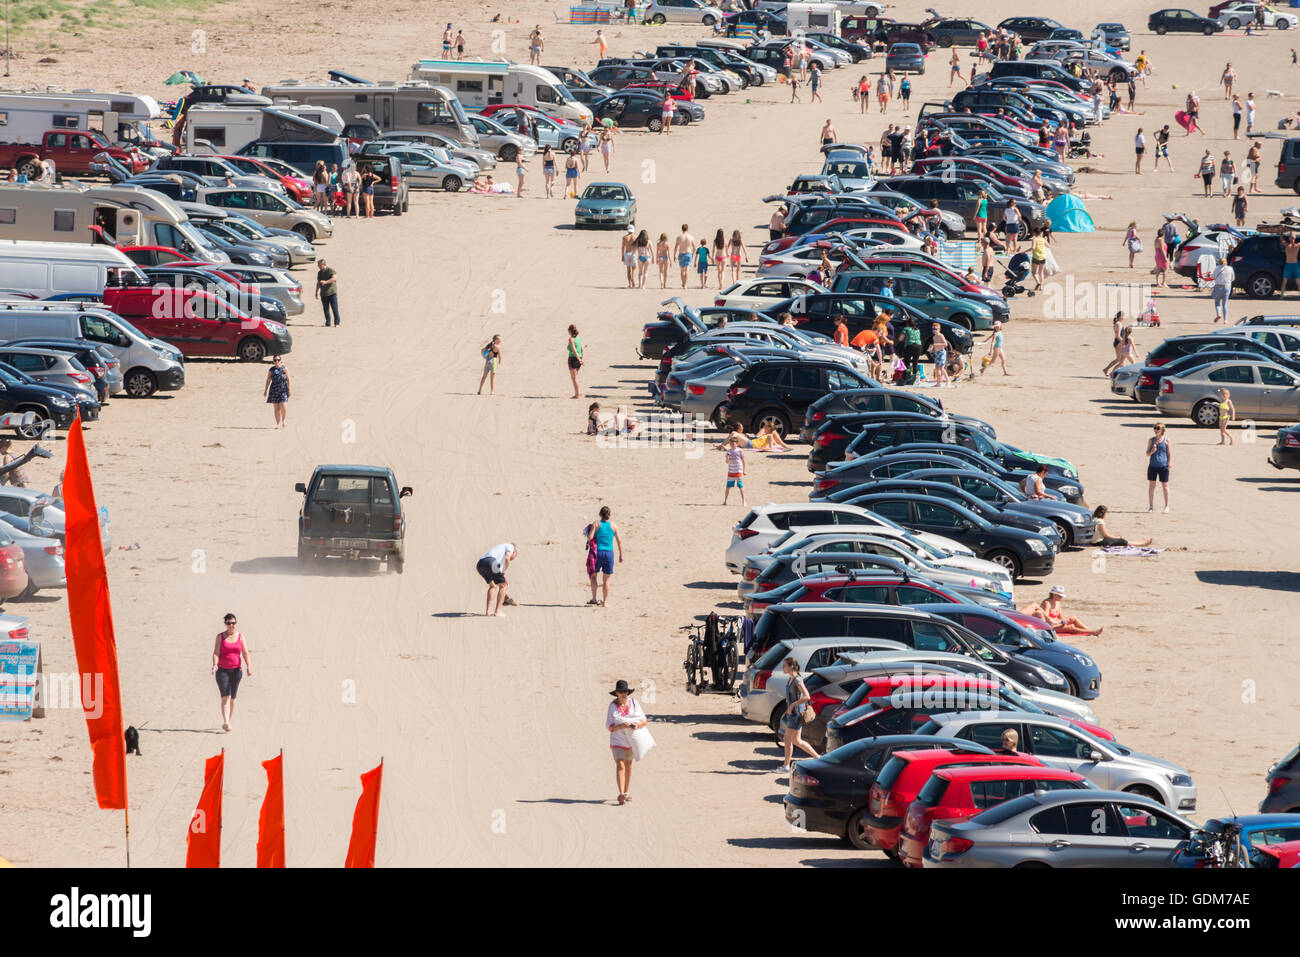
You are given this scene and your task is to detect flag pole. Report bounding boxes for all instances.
[124,806,131,868]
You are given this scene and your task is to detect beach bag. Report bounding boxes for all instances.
[1127,237,1143,253]
[800,704,815,724]
[1043,247,1060,276]
[630,725,656,761]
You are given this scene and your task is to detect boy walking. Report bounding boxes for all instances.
[718,434,747,505]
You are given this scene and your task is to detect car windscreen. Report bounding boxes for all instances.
[583,186,629,201]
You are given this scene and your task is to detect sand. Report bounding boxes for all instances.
[0,1,1297,866]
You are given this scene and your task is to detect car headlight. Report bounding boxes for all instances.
[1035,666,1066,687]
[1057,485,1080,498]
[51,397,70,407]
[1071,653,1094,667]
[1064,468,1078,479]
[249,252,270,263]
[1166,773,1194,788]
[1027,538,1048,554]
[265,322,287,335]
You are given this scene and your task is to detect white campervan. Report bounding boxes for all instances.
[784,2,843,33]
[0,90,161,145]
[182,104,346,153]
[408,59,592,124]
[0,241,144,298]
[0,301,185,397]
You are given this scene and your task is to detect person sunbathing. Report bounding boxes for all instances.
[1092,505,1153,547]
[751,422,789,451]
[1020,585,1104,636]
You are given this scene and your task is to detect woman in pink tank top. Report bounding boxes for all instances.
[210,612,252,732]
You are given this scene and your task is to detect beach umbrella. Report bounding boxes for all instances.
[164,70,202,85]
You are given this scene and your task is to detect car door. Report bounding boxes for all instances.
[785,365,828,411]
[1206,363,1263,416]
[1257,364,1300,419]
[1024,723,1109,782]
[912,499,969,541]
[1112,801,1193,867]
[1029,802,1131,866]
[955,718,1028,752]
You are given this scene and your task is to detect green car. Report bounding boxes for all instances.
[852,271,996,331]
[574,182,636,229]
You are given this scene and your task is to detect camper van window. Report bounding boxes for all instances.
[417,102,453,127]
[456,80,484,93]
[195,128,227,147]
[52,115,79,130]
[110,101,134,114]
[53,210,76,233]
[536,85,558,104]
[0,209,15,225]
[0,113,7,126]
[353,94,368,103]
[155,223,186,250]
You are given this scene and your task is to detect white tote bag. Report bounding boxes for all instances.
[1043,247,1060,276]
[630,726,656,762]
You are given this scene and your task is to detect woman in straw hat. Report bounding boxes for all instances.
[606,680,647,805]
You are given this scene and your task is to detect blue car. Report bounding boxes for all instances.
[1173,813,1300,868]
[574,182,637,229]
[914,603,1102,700]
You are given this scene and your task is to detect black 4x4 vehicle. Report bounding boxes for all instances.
[296,465,412,572]
[349,151,412,215]
[718,358,874,437]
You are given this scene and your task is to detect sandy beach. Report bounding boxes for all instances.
[0,0,1297,866]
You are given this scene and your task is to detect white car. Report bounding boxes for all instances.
[738,636,908,728]
[748,529,1014,600]
[1109,362,1144,400]
[713,277,827,310]
[1217,2,1298,30]
[757,234,920,278]
[644,0,725,26]
[725,506,973,575]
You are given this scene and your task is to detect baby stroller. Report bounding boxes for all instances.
[1067,130,1093,160]
[1001,252,1032,299]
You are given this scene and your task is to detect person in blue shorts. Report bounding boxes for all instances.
[585,506,624,606]
[695,239,710,288]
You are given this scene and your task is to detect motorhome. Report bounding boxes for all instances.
[260,80,480,146]
[0,89,161,146]
[0,241,143,298]
[784,2,843,33]
[407,60,593,124]
[181,104,346,153]
[0,182,223,261]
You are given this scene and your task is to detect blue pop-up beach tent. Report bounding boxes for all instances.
[1046,193,1095,233]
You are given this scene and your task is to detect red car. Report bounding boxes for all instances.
[860,748,1042,853]
[0,533,26,600]
[204,154,313,204]
[116,245,200,267]
[624,81,696,101]
[778,573,977,608]
[478,102,572,124]
[896,764,1088,867]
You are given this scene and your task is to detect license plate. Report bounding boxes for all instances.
[334,539,368,549]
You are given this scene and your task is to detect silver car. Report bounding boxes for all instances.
[217,211,318,266]
[0,515,64,596]
[196,188,334,243]
[216,265,305,317]
[0,339,123,399]
[925,789,1196,868]
[644,0,726,27]
[1109,362,1142,400]
[378,132,497,171]
[372,143,478,191]
[1154,359,1300,427]
[0,347,99,403]
[921,711,1198,810]
[466,113,538,162]
[0,487,112,557]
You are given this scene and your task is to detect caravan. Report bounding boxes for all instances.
[260,80,479,146]
[784,3,843,34]
[407,60,593,124]
[180,104,347,154]
[0,89,162,149]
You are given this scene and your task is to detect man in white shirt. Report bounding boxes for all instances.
[476,543,517,616]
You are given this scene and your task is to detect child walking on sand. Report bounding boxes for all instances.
[1217,388,1236,445]
[718,434,747,505]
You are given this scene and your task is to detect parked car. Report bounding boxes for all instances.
[925,17,994,46]
[0,486,112,556]
[1156,359,1300,426]
[925,789,1196,867]
[713,276,827,311]
[196,187,335,241]
[1148,7,1226,34]
[295,465,412,572]
[192,219,291,268]
[995,16,1064,41]
[369,143,475,192]
[843,445,1085,503]
[0,514,64,599]
[463,113,537,163]
[208,265,304,317]
[0,339,122,400]
[1269,422,1300,471]
[0,362,82,434]
[205,210,317,265]
[716,356,876,437]
[843,421,1079,481]
[0,346,100,403]
[1261,743,1300,812]
[917,711,1198,810]
[1216,2,1298,30]
[885,43,926,74]
[645,0,725,26]
[1091,21,1132,50]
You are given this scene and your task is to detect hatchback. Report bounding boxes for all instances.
[718,357,875,437]
[0,347,99,402]
[885,43,925,74]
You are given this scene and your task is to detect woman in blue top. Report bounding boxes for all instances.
[586,505,624,606]
[1146,422,1171,513]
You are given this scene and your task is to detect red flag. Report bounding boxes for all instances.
[186,751,224,868]
[344,760,383,868]
[257,751,286,868]
[63,414,127,810]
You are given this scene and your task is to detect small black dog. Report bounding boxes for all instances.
[124,725,141,756]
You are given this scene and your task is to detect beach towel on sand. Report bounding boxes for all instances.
[1094,546,1164,557]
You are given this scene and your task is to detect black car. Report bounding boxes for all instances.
[655,45,764,84]
[804,32,874,62]
[802,386,950,441]
[1143,334,1300,371]
[295,464,412,572]
[0,361,87,435]
[1228,234,1300,298]
[807,410,995,473]
[587,64,666,91]
[779,199,906,237]
[844,444,1085,503]
[987,58,1093,92]
[1268,423,1300,472]
[1148,8,1224,34]
[590,92,692,131]
[539,65,611,93]
[716,358,876,437]
[0,339,114,403]
[761,294,976,353]
[836,479,1064,546]
[824,691,1019,752]
[996,16,1064,41]
[784,734,989,846]
[839,493,1055,579]
[638,305,774,359]
[950,88,1068,130]
[844,422,1080,485]
[925,17,993,46]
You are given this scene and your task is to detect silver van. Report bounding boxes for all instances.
[0,302,185,397]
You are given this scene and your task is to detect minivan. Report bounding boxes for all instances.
[0,301,185,397]
[0,241,144,299]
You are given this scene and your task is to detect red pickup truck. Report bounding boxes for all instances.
[0,130,149,178]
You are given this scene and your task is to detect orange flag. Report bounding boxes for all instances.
[63,414,127,810]
[186,751,224,868]
[344,760,383,868]
[257,751,286,868]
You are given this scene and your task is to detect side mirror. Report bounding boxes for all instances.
[1088,749,1107,762]
[400,486,413,498]
[294,482,306,493]
[961,519,974,529]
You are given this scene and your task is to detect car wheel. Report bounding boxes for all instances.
[1203,24,1215,35]
[237,337,267,362]
[702,14,716,26]
[1281,20,1292,30]
[985,549,1022,579]
[562,137,579,152]
[499,143,518,162]
[938,35,954,47]
[1064,675,1080,698]
[123,368,158,398]
[651,13,666,24]
[948,312,973,330]
[1248,271,1277,297]
[297,541,315,566]
[1109,68,1127,83]
[403,197,410,212]
[14,406,49,439]
[392,198,403,215]
[753,409,790,438]
[1193,399,1222,428]
[1013,861,1051,868]
[1154,24,1167,35]
[1052,519,1073,547]
[390,554,404,574]
[443,175,462,192]
[846,809,875,851]
[769,703,786,733]
[648,117,663,132]
[1123,784,1165,805]
[675,111,691,126]
[1227,17,1241,29]
[293,223,317,242]
[751,73,764,87]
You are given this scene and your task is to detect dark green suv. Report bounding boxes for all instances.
[296,465,412,572]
